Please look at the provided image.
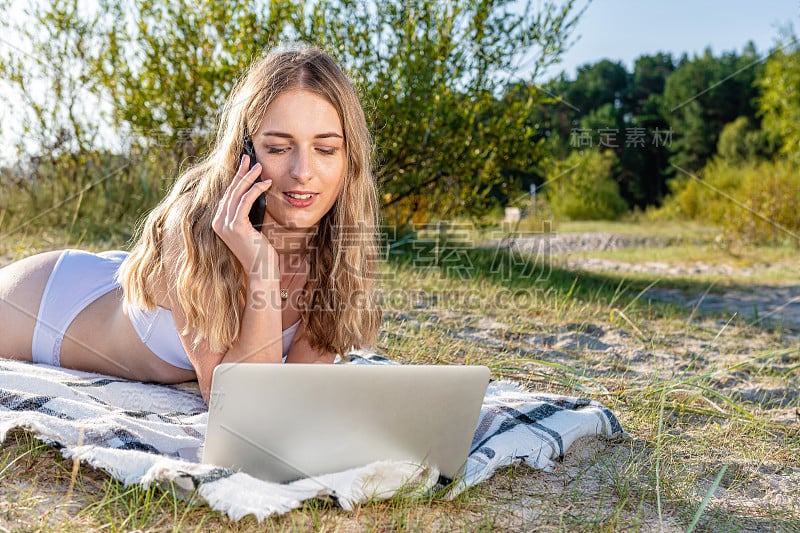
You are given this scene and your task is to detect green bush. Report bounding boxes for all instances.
[716,116,776,164]
[663,159,799,245]
[544,150,627,220]
[727,160,800,244]
[667,159,740,222]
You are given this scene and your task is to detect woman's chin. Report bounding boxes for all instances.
[264,213,320,232]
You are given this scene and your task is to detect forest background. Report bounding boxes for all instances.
[0,0,797,247]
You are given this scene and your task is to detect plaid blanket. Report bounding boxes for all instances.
[0,351,624,522]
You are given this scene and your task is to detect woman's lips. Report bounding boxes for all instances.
[283,192,318,208]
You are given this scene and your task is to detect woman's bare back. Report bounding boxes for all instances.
[0,250,197,383]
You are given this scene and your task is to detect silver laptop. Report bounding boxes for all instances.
[201,363,490,483]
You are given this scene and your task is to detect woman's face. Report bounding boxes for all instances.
[252,89,346,232]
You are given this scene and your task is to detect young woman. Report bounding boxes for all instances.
[0,46,382,403]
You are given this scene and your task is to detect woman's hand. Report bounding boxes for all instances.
[212,155,277,279]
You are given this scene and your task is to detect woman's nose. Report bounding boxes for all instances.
[290,149,313,182]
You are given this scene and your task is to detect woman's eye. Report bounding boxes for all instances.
[266,146,288,154]
[317,147,338,156]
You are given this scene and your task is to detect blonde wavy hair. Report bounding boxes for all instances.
[119,45,382,356]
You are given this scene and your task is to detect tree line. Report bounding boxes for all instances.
[516,43,775,209]
[511,35,798,242]
[0,1,796,243]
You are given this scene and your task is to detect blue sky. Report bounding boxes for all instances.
[1,1,797,164]
[542,0,798,79]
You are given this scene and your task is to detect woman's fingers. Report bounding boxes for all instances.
[234,157,262,196]
[214,157,258,234]
[216,155,247,223]
[211,157,279,277]
[220,156,263,225]
[215,178,272,237]
[232,164,263,222]
[234,178,272,222]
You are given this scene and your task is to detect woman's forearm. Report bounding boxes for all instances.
[219,275,283,365]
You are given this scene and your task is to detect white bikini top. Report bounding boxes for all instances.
[126,302,301,370]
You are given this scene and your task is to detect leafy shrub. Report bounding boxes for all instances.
[663,158,799,245]
[716,116,776,164]
[726,160,800,244]
[666,159,740,222]
[544,150,627,220]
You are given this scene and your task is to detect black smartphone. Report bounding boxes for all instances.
[243,135,267,231]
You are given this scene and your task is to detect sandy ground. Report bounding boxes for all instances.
[381,308,799,531]
[487,232,800,330]
[390,232,799,530]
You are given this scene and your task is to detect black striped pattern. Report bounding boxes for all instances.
[0,352,625,520]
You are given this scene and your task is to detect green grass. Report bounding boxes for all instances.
[553,219,716,240]
[2,221,799,531]
[563,242,799,286]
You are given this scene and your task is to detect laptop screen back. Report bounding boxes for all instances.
[202,364,490,483]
